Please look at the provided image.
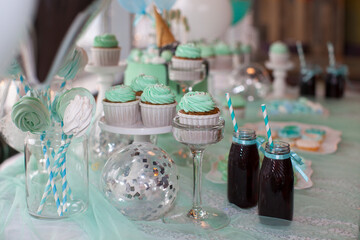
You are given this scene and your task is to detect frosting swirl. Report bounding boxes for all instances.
[105,85,135,102]
[130,74,159,92]
[269,41,288,54]
[128,48,143,62]
[63,95,93,137]
[56,88,95,121]
[200,45,215,58]
[161,50,173,62]
[175,43,201,59]
[214,42,232,56]
[141,84,175,104]
[57,47,88,80]
[93,34,118,48]
[7,60,22,77]
[179,91,216,112]
[11,96,50,133]
[241,44,252,54]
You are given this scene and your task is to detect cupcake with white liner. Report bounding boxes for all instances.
[172,43,203,70]
[200,44,216,69]
[103,85,139,126]
[177,92,221,144]
[140,84,177,127]
[269,41,290,65]
[130,74,159,97]
[91,34,121,66]
[178,91,220,126]
[214,41,233,70]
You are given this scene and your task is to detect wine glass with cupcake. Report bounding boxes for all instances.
[163,91,230,230]
[168,43,207,93]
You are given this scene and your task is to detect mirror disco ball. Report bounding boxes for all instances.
[101,142,179,221]
[228,63,271,101]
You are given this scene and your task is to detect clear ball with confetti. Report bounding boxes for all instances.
[101,142,179,221]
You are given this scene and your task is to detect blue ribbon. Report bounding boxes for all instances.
[133,12,153,26]
[301,65,322,83]
[233,137,308,182]
[326,65,348,77]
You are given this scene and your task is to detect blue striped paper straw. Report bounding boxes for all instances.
[225,93,239,132]
[37,135,74,214]
[261,104,273,147]
[40,134,63,216]
[37,136,67,214]
[61,134,73,212]
[296,41,306,69]
[327,42,336,68]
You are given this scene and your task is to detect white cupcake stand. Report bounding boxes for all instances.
[265,61,294,99]
[85,62,127,117]
[98,117,172,143]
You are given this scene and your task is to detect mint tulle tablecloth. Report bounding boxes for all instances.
[1,94,359,240]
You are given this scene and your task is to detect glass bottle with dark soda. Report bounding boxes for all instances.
[325,68,345,98]
[258,141,293,223]
[228,129,259,208]
[299,69,316,97]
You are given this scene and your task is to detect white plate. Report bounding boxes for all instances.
[98,116,172,135]
[85,61,127,74]
[206,159,313,190]
[243,121,342,154]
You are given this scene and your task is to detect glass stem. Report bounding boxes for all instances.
[189,149,204,219]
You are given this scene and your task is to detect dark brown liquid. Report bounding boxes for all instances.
[325,73,345,98]
[228,143,259,208]
[300,75,316,97]
[258,156,294,222]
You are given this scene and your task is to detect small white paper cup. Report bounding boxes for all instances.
[171,57,203,70]
[140,102,177,127]
[103,99,140,126]
[177,111,221,144]
[91,47,121,66]
[269,52,289,64]
[215,55,233,70]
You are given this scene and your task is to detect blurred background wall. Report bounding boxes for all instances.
[253,0,360,81]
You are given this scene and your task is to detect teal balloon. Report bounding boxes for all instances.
[231,0,251,26]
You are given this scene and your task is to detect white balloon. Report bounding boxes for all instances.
[0,0,36,76]
[173,0,232,42]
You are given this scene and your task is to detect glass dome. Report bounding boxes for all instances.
[228,63,271,101]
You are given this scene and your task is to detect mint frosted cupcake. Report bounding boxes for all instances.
[130,74,159,97]
[214,41,233,69]
[269,41,289,64]
[172,43,203,69]
[140,84,177,127]
[200,44,215,69]
[161,50,173,63]
[103,85,139,126]
[178,91,221,144]
[91,34,121,66]
[178,91,220,126]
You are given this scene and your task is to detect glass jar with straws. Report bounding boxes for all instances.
[11,86,95,218]
[325,42,347,98]
[296,41,322,97]
[25,129,89,218]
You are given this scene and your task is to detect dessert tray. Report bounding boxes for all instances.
[259,99,329,117]
[243,121,341,154]
[98,117,172,142]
